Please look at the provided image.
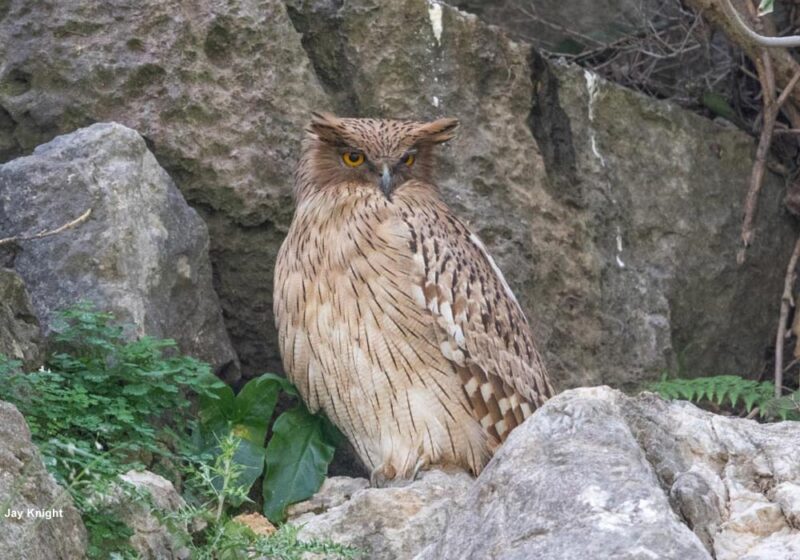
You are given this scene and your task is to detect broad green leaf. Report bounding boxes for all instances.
[758,0,774,16]
[262,405,335,523]
[221,437,267,506]
[233,375,283,442]
[198,378,236,438]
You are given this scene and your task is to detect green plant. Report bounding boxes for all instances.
[0,303,226,558]
[0,303,346,557]
[196,372,339,522]
[175,433,358,560]
[650,374,800,420]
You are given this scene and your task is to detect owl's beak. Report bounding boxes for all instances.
[380,164,393,199]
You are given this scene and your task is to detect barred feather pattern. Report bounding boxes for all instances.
[274,116,554,481]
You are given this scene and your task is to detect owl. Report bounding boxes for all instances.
[274,113,554,484]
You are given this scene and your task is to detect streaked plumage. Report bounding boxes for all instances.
[274,113,554,483]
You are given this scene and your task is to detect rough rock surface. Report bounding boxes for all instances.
[108,470,191,560]
[0,123,238,379]
[288,387,800,560]
[289,471,473,560]
[449,0,671,51]
[0,268,43,370]
[0,401,87,560]
[0,0,794,387]
[0,0,327,376]
[624,392,800,560]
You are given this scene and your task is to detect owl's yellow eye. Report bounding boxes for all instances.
[342,151,365,167]
[403,153,415,166]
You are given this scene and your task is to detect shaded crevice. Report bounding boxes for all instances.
[0,105,23,163]
[283,0,361,114]
[527,48,582,207]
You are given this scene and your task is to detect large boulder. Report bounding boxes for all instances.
[0,401,87,559]
[0,123,239,379]
[287,388,800,560]
[0,268,43,370]
[0,0,793,388]
[0,0,327,376]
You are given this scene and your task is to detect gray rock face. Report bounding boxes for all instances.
[105,470,191,560]
[288,388,800,560]
[624,393,800,560]
[0,123,238,379]
[420,387,711,559]
[0,268,43,370]
[0,401,87,560]
[289,471,474,560]
[0,0,327,376]
[449,0,668,51]
[0,0,793,388]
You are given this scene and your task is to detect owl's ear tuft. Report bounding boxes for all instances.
[308,112,345,144]
[415,118,459,144]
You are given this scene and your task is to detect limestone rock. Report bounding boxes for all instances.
[0,400,87,559]
[0,268,43,370]
[0,0,327,376]
[289,470,473,560]
[0,123,239,379]
[288,388,800,560]
[286,476,369,518]
[419,387,711,560]
[623,392,800,560]
[449,0,670,52]
[102,470,191,560]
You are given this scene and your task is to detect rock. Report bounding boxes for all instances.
[289,388,800,560]
[232,512,276,537]
[286,476,369,518]
[289,470,473,560]
[623,392,800,560]
[447,1,736,107]
[0,268,43,370]
[101,470,191,560]
[0,0,327,376]
[419,387,711,560]
[0,123,239,379]
[448,0,666,51]
[0,0,793,388]
[0,400,87,559]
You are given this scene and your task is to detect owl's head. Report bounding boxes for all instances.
[299,112,459,200]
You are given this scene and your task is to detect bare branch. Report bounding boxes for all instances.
[774,234,800,398]
[722,0,800,48]
[0,208,92,247]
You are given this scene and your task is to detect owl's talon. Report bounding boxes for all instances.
[412,454,430,480]
[369,465,385,488]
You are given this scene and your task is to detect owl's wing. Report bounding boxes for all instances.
[399,192,554,443]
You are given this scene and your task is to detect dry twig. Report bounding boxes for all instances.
[738,65,800,261]
[0,208,92,247]
[775,234,800,398]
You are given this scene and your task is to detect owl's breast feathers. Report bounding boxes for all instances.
[275,181,553,453]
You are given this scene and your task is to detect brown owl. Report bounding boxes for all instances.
[274,113,554,484]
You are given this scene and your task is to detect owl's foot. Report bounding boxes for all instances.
[369,463,399,488]
[411,453,431,480]
[369,454,431,488]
